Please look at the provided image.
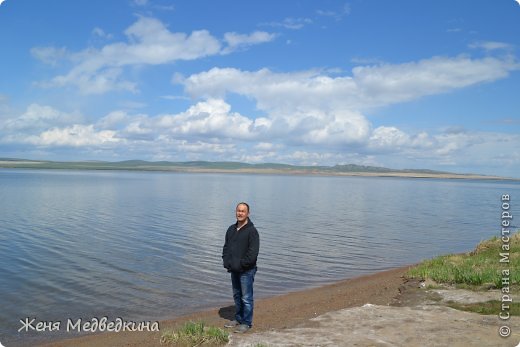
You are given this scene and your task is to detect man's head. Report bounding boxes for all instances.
[236,202,250,224]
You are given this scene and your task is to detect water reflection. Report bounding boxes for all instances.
[0,170,518,345]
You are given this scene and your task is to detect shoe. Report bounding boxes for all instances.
[224,320,240,328]
[234,324,251,333]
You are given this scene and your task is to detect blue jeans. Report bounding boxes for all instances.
[230,267,257,327]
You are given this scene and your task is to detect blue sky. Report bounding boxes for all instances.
[0,0,519,176]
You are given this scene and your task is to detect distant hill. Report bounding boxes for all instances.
[0,158,512,180]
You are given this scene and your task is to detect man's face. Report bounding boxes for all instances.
[236,204,249,223]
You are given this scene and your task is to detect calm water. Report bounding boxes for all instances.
[1,169,519,345]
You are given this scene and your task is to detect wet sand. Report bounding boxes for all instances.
[38,265,519,346]
[39,266,409,347]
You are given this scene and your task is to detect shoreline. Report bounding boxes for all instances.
[0,159,515,181]
[0,165,515,181]
[37,266,411,347]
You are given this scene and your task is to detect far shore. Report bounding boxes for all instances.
[153,168,512,180]
[38,266,410,347]
[0,160,515,181]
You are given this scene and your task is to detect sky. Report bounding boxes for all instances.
[0,0,519,177]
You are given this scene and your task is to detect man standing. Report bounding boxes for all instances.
[222,202,260,333]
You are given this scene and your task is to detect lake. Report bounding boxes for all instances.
[0,169,518,346]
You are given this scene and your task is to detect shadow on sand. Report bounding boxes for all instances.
[218,305,235,321]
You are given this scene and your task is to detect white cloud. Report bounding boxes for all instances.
[369,126,411,149]
[121,17,221,63]
[26,125,120,147]
[317,3,351,21]
[179,55,518,149]
[31,46,68,66]
[0,99,368,159]
[295,109,371,146]
[261,17,313,30]
[150,137,237,162]
[429,131,520,172]
[92,27,113,40]
[173,54,520,169]
[97,110,130,129]
[182,67,343,112]
[368,127,436,157]
[4,104,82,131]
[33,17,275,94]
[222,31,277,54]
[93,99,264,143]
[160,95,191,101]
[156,98,260,140]
[279,151,343,166]
[350,55,518,107]
[182,55,519,112]
[7,47,520,173]
[365,129,520,172]
[433,131,483,157]
[2,99,520,175]
[42,67,138,94]
[468,41,514,51]
[254,142,282,151]
[159,88,371,147]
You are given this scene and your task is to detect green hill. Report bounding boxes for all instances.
[0,158,511,180]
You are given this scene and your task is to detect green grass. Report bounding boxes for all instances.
[160,321,229,346]
[407,231,520,289]
[445,300,520,316]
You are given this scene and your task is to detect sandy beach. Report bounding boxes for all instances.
[38,266,408,347]
[31,264,520,346]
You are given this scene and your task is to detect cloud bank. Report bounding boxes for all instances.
[32,17,276,94]
[1,10,517,176]
[3,52,519,172]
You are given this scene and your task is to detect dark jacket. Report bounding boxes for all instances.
[222,219,259,273]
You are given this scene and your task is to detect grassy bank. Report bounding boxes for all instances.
[0,158,513,180]
[407,231,519,316]
[160,321,229,346]
[407,231,519,288]
[445,300,520,316]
